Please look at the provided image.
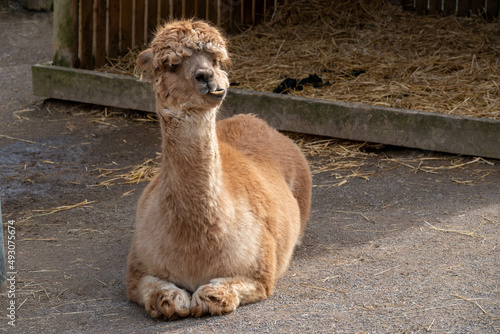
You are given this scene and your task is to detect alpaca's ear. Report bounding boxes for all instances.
[135,48,154,78]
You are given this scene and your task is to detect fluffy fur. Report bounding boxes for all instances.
[126,19,312,320]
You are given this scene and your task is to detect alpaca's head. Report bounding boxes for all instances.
[137,20,231,112]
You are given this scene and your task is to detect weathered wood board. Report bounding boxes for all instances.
[32,64,500,159]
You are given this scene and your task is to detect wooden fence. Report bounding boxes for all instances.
[402,0,499,17]
[53,0,499,71]
[54,0,279,70]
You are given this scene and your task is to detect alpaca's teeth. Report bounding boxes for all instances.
[211,89,225,96]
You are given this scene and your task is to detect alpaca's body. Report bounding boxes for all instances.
[126,20,311,319]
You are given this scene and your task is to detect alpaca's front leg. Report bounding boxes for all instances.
[134,275,191,320]
[191,276,270,317]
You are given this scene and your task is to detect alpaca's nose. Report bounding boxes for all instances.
[195,68,214,83]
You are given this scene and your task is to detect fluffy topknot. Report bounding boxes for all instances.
[150,19,230,70]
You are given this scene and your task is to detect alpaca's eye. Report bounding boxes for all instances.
[170,64,179,72]
[213,59,218,67]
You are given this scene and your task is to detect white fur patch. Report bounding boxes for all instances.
[160,283,192,310]
[159,108,182,119]
[138,275,162,306]
[140,275,191,312]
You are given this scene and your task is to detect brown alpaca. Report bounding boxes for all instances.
[126,19,312,320]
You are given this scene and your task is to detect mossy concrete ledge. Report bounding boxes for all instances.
[33,64,500,159]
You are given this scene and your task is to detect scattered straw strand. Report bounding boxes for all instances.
[300,283,335,293]
[424,221,486,238]
[19,200,94,223]
[451,294,488,314]
[0,134,36,144]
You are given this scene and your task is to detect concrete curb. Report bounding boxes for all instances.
[32,64,500,159]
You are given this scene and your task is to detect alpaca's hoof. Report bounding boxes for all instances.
[145,286,191,320]
[190,280,239,317]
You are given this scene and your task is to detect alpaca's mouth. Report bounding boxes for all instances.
[209,88,225,97]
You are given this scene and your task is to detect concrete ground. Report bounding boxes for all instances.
[0,8,499,334]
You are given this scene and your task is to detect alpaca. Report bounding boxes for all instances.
[126,19,312,320]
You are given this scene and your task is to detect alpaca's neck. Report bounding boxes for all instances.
[158,107,223,219]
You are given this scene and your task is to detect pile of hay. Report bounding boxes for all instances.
[229,0,500,119]
[100,0,500,119]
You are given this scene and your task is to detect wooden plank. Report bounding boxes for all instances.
[442,0,456,16]
[185,0,197,18]
[414,0,427,14]
[222,0,241,29]
[216,0,221,25]
[263,0,276,20]
[32,64,500,160]
[485,0,499,18]
[172,0,183,18]
[470,0,485,14]
[80,0,94,69]
[108,0,121,58]
[457,0,470,16]
[251,0,255,23]
[94,0,107,68]
[242,0,253,24]
[428,0,442,14]
[159,0,170,21]
[120,0,133,53]
[147,0,159,40]
[71,0,79,67]
[195,0,207,20]
[193,0,199,16]
[401,0,415,12]
[253,0,265,23]
[227,0,235,30]
[206,0,218,24]
[134,0,146,46]
[193,0,205,20]
[229,0,243,31]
